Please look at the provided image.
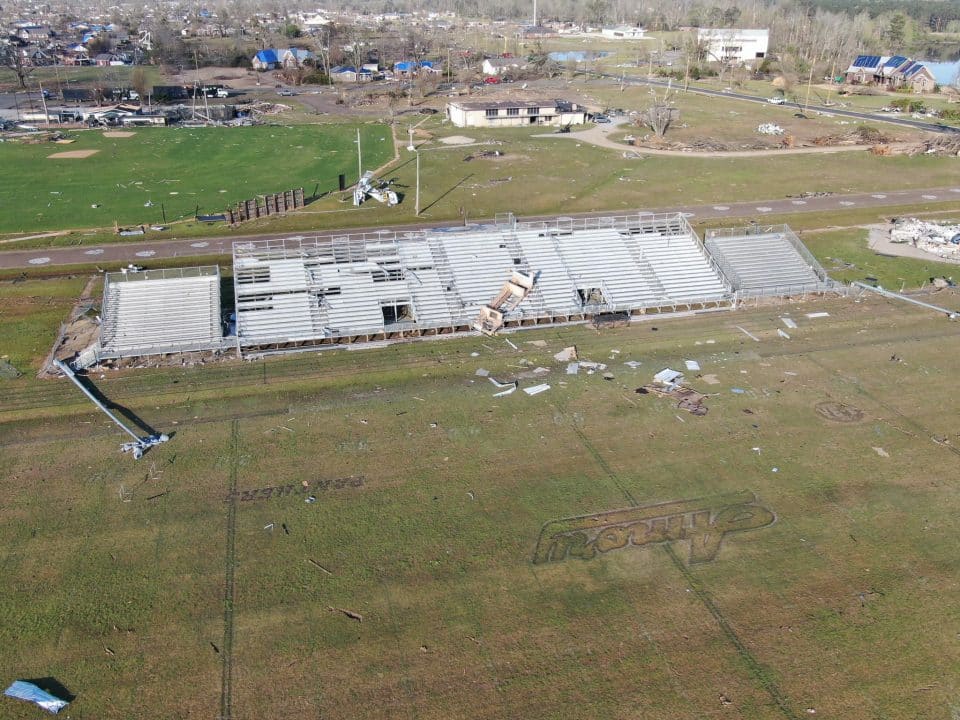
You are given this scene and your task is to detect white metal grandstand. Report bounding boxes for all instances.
[95,266,224,360]
[232,212,736,352]
[704,225,835,298]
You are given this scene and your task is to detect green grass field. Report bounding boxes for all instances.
[3,291,960,718]
[0,124,394,234]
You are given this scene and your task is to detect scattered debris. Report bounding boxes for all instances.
[624,360,642,369]
[308,559,333,574]
[0,358,22,380]
[504,338,518,350]
[889,217,960,259]
[777,329,791,339]
[637,382,708,416]
[872,447,890,458]
[685,360,700,371]
[328,606,363,622]
[806,312,830,319]
[492,385,517,397]
[735,326,760,342]
[488,376,515,389]
[653,368,684,388]
[523,383,551,396]
[474,271,537,335]
[3,681,70,714]
[781,317,798,329]
[731,387,746,394]
[566,362,580,375]
[701,374,720,385]
[305,495,317,503]
[554,346,578,362]
[757,123,784,136]
[475,368,490,377]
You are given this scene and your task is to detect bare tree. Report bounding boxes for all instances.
[2,44,34,89]
[639,88,676,138]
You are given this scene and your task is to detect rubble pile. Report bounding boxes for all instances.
[890,217,960,258]
[813,126,894,146]
[911,136,960,157]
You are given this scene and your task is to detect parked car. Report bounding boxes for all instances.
[767,96,785,105]
[277,88,297,96]
[593,114,612,124]
[483,76,501,84]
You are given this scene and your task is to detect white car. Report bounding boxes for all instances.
[767,96,785,105]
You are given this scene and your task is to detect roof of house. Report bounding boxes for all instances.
[484,57,524,68]
[283,48,314,61]
[901,60,930,79]
[254,49,279,64]
[849,54,883,70]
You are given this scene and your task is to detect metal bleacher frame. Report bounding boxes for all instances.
[231,212,739,356]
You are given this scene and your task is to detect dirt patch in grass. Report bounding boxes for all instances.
[439,135,475,145]
[48,149,99,159]
[102,131,136,138]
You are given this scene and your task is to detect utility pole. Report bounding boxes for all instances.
[355,128,362,181]
[38,81,49,124]
[414,149,420,216]
[804,64,814,113]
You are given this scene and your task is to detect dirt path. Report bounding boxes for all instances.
[535,120,911,158]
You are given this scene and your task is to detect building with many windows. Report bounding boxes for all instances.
[697,28,769,65]
[446,100,589,128]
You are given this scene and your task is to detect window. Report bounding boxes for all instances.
[506,107,520,116]
[381,301,414,325]
[485,108,498,118]
[527,107,538,115]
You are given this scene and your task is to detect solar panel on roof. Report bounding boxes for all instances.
[853,55,881,68]
[884,55,907,67]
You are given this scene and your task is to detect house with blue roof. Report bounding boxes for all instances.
[252,49,280,70]
[845,53,936,93]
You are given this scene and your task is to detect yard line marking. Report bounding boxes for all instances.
[790,200,806,205]
[756,206,772,213]
[872,194,887,199]
[27,257,50,265]
[83,249,104,255]
[838,201,855,206]
[191,242,209,248]
[135,250,156,257]
[950,188,960,193]
[219,420,240,720]
[922,194,937,200]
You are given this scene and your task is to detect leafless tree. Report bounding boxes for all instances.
[639,88,676,138]
[2,45,33,89]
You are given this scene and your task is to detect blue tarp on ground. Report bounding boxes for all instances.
[4,681,70,714]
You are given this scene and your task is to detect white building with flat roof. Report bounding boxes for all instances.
[446,100,588,128]
[697,28,769,64]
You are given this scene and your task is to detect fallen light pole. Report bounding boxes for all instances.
[852,281,958,319]
[54,359,169,459]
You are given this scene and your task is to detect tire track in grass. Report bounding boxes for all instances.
[562,407,800,720]
[219,419,240,720]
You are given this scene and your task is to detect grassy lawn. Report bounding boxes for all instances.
[2,293,960,718]
[0,123,394,234]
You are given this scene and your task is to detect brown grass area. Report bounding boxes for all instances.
[47,149,100,159]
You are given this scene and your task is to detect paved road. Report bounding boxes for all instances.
[602,73,960,135]
[3,186,960,270]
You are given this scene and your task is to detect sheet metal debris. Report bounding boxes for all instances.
[685,360,701,371]
[777,329,791,339]
[806,312,830,319]
[4,681,69,714]
[781,317,798,329]
[735,326,760,342]
[523,383,551,396]
[566,362,580,375]
[554,346,578,362]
